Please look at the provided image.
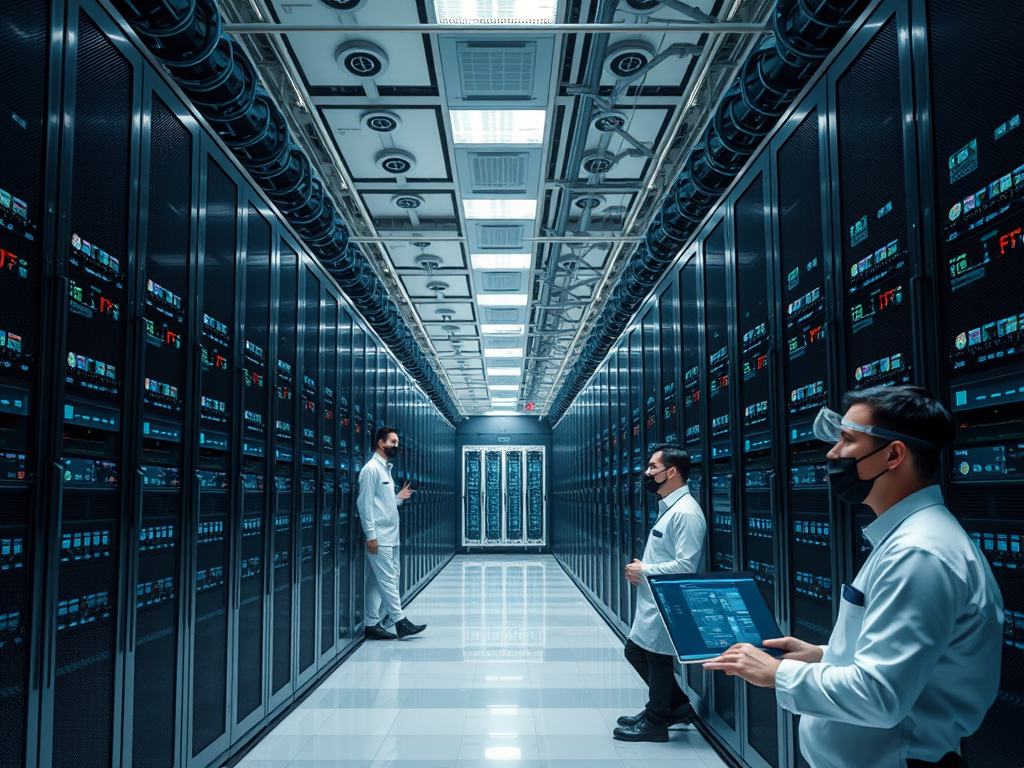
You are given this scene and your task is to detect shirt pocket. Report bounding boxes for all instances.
[828,593,866,664]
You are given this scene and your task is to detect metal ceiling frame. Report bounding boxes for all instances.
[224,22,768,33]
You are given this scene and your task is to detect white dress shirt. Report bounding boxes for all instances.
[357,453,404,546]
[629,484,706,655]
[775,485,1004,768]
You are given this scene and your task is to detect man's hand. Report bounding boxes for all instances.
[366,538,379,555]
[702,643,783,687]
[762,636,824,663]
[397,481,412,500]
[625,558,644,584]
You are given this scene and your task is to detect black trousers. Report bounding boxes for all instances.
[624,639,689,726]
[906,754,967,768]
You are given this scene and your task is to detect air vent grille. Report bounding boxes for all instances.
[488,377,521,387]
[457,42,536,98]
[485,336,524,349]
[481,272,522,291]
[469,153,529,191]
[476,223,524,248]
[486,308,519,322]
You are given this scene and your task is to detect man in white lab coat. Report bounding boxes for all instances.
[703,386,1004,768]
[358,427,426,640]
[614,444,706,742]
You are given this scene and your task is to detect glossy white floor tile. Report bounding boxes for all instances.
[240,555,728,768]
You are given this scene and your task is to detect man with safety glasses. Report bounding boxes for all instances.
[703,385,1003,768]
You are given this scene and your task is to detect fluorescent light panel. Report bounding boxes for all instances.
[477,294,528,306]
[433,0,557,23]
[481,324,524,335]
[484,348,523,357]
[463,199,537,220]
[487,367,521,376]
[489,385,520,391]
[471,253,532,270]
[451,110,546,145]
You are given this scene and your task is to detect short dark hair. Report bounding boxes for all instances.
[652,443,691,481]
[376,426,398,445]
[842,385,952,479]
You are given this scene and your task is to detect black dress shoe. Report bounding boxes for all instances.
[613,715,669,742]
[365,622,397,640]
[617,703,696,728]
[394,618,426,639]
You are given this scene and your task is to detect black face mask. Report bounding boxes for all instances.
[643,469,669,495]
[827,441,892,505]
[383,445,399,459]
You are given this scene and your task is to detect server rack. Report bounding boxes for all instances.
[642,302,661,536]
[628,327,644,574]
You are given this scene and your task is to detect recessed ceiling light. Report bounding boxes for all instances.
[477,294,528,306]
[489,385,520,391]
[484,747,523,760]
[481,324,525,334]
[487,367,522,376]
[451,110,546,144]
[484,410,520,415]
[434,0,557,23]
[491,397,517,403]
[483,348,523,357]
[464,199,537,220]
[471,254,532,270]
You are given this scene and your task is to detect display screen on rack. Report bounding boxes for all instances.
[0,187,36,241]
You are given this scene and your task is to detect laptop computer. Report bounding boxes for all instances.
[646,571,785,664]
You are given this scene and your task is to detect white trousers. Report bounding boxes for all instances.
[365,544,405,628]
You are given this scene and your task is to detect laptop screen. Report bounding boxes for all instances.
[646,572,784,663]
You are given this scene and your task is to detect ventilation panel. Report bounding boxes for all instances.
[473,223,525,250]
[485,308,520,323]
[481,272,522,292]
[440,37,554,107]
[484,336,524,349]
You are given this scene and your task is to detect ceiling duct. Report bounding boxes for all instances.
[392,193,424,226]
[547,0,871,424]
[112,0,460,423]
[376,149,416,185]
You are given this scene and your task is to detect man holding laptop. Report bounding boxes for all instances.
[613,444,706,743]
[701,386,1004,768]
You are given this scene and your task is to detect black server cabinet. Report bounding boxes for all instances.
[704,214,740,741]
[920,1,1024,763]
[608,346,623,623]
[336,309,353,646]
[319,290,338,668]
[599,368,612,608]
[732,168,781,768]
[642,304,661,535]
[350,324,366,629]
[0,1,58,765]
[190,150,240,763]
[233,200,273,739]
[47,6,140,766]
[771,90,835,768]
[617,343,632,624]
[128,79,197,768]
[659,276,682,449]
[829,5,922,578]
[269,240,298,709]
[629,328,644,570]
[296,268,320,686]
[679,251,706,699]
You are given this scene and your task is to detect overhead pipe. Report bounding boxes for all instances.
[111,0,460,422]
[548,0,870,423]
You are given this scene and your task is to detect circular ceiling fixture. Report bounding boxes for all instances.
[361,111,402,133]
[436,308,456,322]
[581,151,618,176]
[427,280,450,299]
[604,41,656,79]
[392,194,424,210]
[415,254,442,274]
[411,241,431,248]
[335,41,389,79]
[318,0,368,10]
[376,149,416,176]
[592,112,626,133]
[574,195,606,211]
[623,0,661,15]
